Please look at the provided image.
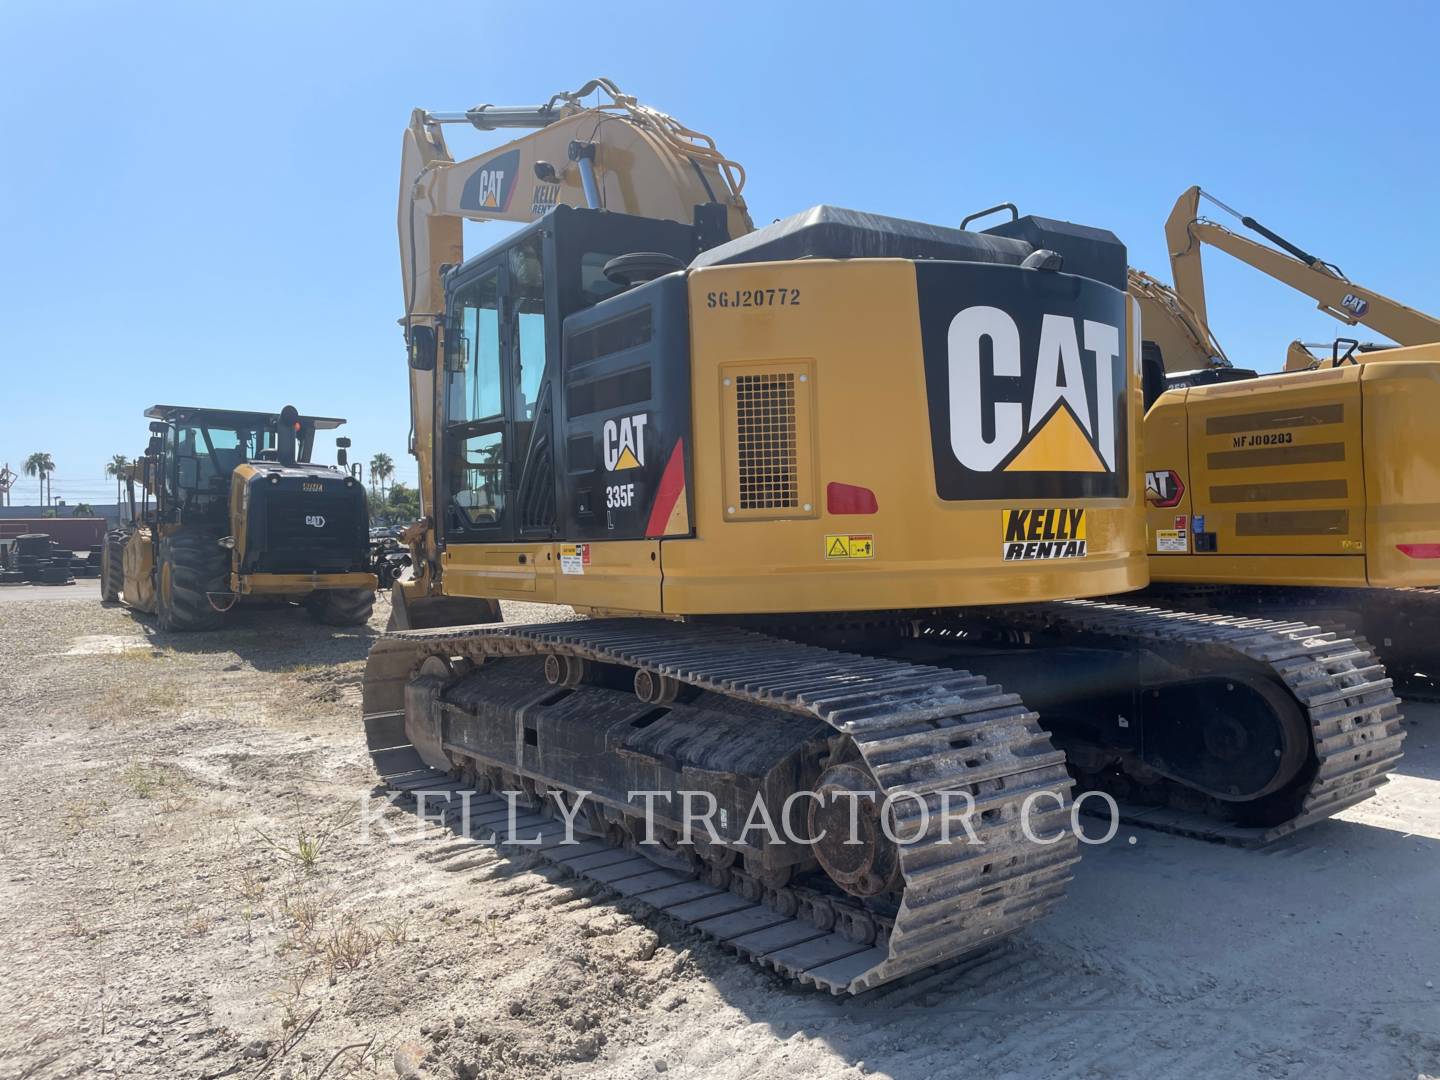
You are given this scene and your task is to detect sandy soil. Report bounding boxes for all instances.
[0,590,1437,1080]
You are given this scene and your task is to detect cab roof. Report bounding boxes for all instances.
[143,405,346,430]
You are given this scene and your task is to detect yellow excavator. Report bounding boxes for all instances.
[1130,186,1440,687]
[362,83,1402,993]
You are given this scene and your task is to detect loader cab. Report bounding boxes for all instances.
[142,405,342,524]
[437,204,697,546]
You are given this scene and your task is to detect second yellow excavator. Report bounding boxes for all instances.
[1131,186,1440,688]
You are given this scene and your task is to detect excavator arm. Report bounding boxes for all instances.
[1127,266,1229,375]
[395,79,753,618]
[1165,185,1440,350]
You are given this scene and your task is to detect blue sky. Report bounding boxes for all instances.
[2,0,1437,505]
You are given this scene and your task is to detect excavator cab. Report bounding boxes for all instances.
[433,205,697,549]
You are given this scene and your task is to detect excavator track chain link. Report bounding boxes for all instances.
[976,599,1406,844]
[362,618,1079,994]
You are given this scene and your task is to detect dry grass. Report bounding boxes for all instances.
[378,915,411,946]
[235,869,267,904]
[122,762,165,799]
[118,648,168,662]
[61,797,108,837]
[255,805,355,875]
[317,921,378,971]
[263,830,323,872]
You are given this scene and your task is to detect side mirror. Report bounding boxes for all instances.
[408,325,437,371]
[336,436,350,468]
[147,435,163,455]
[177,457,199,489]
[148,421,167,436]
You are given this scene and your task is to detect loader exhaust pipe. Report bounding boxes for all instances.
[278,405,300,467]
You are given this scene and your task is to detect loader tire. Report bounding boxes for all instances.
[157,532,228,632]
[306,587,375,627]
[101,534,125,603]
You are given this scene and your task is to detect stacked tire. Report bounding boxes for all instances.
[14,534,52,583]
[39,564,74,585]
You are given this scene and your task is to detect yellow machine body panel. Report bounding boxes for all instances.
[1145,355,1440,586]
[121,527,157,612]
[667,260,1144,613]
[234,571,379,595]
[1359,355,1440,584]
[439,258,1147,615]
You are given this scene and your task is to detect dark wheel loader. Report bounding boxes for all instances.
[103,404,378,630]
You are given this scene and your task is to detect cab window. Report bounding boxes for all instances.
[447,270,505,528]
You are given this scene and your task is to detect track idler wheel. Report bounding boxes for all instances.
[808,763,902,899]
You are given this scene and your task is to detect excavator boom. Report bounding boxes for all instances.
[1165,185,1440,352]
[399,77,750,325]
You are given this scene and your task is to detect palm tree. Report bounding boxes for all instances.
[370,453,395,499]
[105,454,130,504]
[23,452,54,507]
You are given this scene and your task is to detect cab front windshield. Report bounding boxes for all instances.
[172,424,279,488]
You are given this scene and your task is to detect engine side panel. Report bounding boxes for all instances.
[662,258,1146,614]
[1144,357,1440,587]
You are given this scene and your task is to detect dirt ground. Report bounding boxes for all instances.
[1,585,1437,1080]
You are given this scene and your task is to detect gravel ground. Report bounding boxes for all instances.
[0,591,1437,1080]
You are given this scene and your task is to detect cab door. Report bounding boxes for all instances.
[439,238,559,600]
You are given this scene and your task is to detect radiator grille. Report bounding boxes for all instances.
[251,490,367,573]
[735,373,799,510]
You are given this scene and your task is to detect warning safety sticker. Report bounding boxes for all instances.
[1155,529,1188,553]
[1001,508,1087,561]
[559,543,590,575]
[825,534,875,560]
